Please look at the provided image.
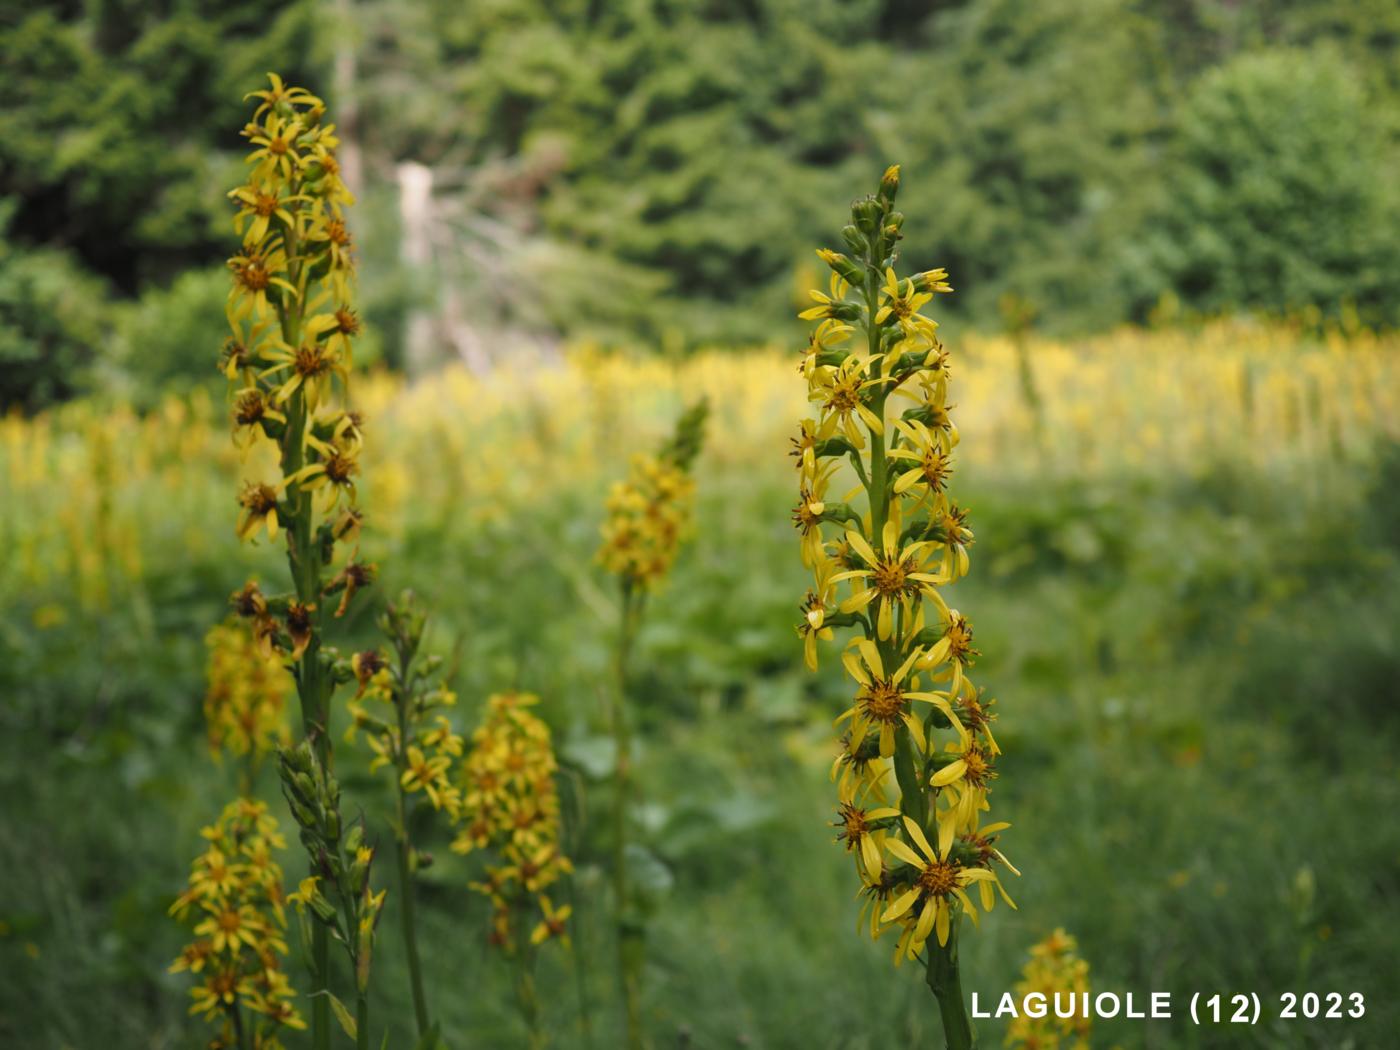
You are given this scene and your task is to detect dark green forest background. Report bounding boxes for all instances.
[5,0,1400,410]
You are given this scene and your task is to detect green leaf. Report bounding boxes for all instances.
[412,1022,448,1050]
[561,734,617,779]
[327,993,358,1040]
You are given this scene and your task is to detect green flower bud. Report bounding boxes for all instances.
[851,196,884,235]
[814,437,855,459]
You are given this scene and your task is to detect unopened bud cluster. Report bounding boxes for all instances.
[279,741,386,995]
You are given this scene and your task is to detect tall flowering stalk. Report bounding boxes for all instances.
[220,73,379,1050]
[596,401,707,1049]
[452,692,573,1049]
[346,592,463,1039]
[169,799,303,1048]
[792,167,1018,1049]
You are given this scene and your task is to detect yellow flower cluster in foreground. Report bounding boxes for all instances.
[452,692,573,949]
[169,799,302,1044]
[794,168,1016,968]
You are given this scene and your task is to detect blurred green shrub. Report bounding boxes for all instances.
[0,238,112,410]
[112,267,226,401]
[1132,47,1400,325]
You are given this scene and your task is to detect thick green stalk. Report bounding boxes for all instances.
[356,993,370,1050]
[925,922,976,1050]
[516,954,545,1049]
[230,1001,250,1050]
[1012,334,1045,459]
[864,280,889,544]
[277,277,333,1050]
[392,673,432,1037]
[610,581,644,1049]
[567,876,596,1047]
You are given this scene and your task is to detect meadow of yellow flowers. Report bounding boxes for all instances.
[6,321,1395,622]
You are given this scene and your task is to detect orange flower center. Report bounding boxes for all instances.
[918,859,959,897]
[920,448,952,489]
[872,556,913,597]
[237,262,270,291]
[947,616,978,662]
[858,678,905,724]
[239,483,278,515]
[294,344,332,378]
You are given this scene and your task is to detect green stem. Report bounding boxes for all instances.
[611,580,643,1050]
[862,264,890,544]
[312,931,330,1050]
[277,305,334,1050]
[517,954,545,1050]
[230,1000,251,1050]
[925,922,976,1050]
[393,677,432,1037]
[567,875,595,1047]
[1012,334,1045,459]
[356,992,370,1050]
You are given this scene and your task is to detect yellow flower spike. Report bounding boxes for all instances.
[217,74,380,1045]
[1006,929,1093,1050]
[452,691,573,955]
[170,799,302,1041]
[793,169,1015,1040]
[598,452,697,588]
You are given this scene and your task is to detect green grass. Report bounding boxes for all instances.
[3,416,1399,1048]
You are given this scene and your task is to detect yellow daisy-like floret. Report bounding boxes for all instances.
[832,520,948,640]
[807,355,888,450]
[836,638,964,757]
[882,816,996,954]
